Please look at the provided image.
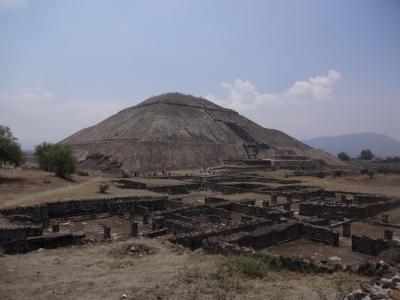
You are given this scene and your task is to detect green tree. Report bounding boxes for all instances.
[0,125,24,166]
[359,149,375,160]
[34,142,53,171]
[34,143,76,178]
[337,152,350,161]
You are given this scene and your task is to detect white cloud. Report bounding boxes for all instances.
[0,86,125,148]
[0,0,29,10]
[206,70,341,112]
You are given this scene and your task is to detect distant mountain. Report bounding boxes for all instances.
[303,133,400,158]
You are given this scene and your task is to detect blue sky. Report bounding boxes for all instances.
[0,0,399,149]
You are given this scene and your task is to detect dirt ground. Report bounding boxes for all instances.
[0,169,168,208]
[0,238,363,300]
[295,173,400,198]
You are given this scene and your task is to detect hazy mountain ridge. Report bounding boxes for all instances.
[303,133,400,158]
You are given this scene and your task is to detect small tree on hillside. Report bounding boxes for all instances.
[337,152,350,161]
[359,149,375,160]
[34,143,76,178]
[0,125,24,167]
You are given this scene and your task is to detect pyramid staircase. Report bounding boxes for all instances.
[192,97,270,159]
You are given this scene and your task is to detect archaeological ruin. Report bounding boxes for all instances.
[2,167,400,282]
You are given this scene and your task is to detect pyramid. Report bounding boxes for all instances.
[62,93,338,173]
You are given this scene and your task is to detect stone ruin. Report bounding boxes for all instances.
[1,174,400,280]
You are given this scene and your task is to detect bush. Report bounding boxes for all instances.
[333,169,343,177]
[368,170,375,179]
[0,125,24,167]
[337,152,350,161]
[99,182,110,193]
[34,143,76,178]
[359,149,374,160]
[34,142,53,171]
[234,255,266,279]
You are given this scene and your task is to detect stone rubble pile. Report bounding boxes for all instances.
[346,274,400,300]
[126,244,155,257]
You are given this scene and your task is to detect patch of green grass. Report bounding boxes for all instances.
[234,255,266,279]
[211,254,269,282]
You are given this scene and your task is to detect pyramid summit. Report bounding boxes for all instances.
[62,92,338,173]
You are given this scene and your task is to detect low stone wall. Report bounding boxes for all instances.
[0,196,168,220]
[112,180,146,189]
[204,197,228,204]
[171,220,274,250]
[148,184,202,195]
[163,219,198,234]
[301,223,339,246]
[299,197,400,219]
[304,217,330,226]
[1,232,85,254]
[156,205,208,219]
[161,199,184,210]
[353,194,387,204]
[206,207,231,219]
[226,202,293,220]
[205,222,339,251]
[351,234,400,256]
[299,202,345,219]
[0,227,43,243]
[234,222,301,250]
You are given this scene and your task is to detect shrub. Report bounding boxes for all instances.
[0,125,24,167]
[234,255,266,279]
[99,182,110,193]
[359,149,374,160]
[35,142,54,171]
[368,170,375,179]
[337,152,350,161]
[333,169,343,177]
[34,143,76,178]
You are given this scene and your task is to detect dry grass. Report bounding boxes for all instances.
[0,237,364,300]
[0,169,167,208]
[295,173,400,197]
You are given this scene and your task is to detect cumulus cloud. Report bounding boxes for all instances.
[0,0,29,10]
[206,70,341,112]
[0,86,125,148]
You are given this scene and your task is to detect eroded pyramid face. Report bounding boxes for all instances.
[62,93,337,173]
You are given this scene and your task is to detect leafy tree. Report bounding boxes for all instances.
[337,152,350,161]
[34,142,53,171]
[34,143,76,178]
[359,149,375,160]
[0,125,24,166]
